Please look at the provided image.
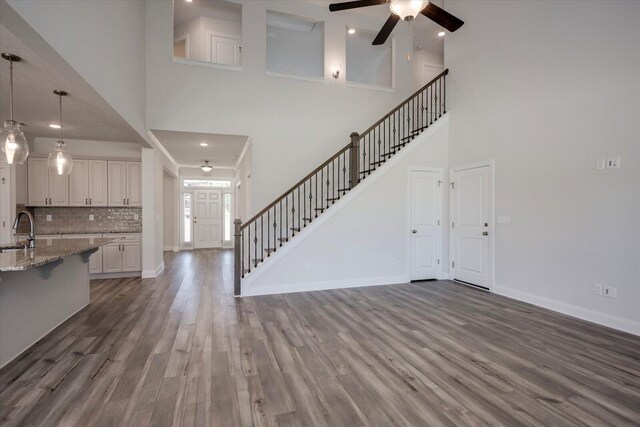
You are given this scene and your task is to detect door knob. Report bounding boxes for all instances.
[412,229,417,234]
[482,231,489,236]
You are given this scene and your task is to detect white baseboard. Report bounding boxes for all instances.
[142,262,165,279]
[243,275,409,297]
[493,285,640,336]
[90,271,140,280]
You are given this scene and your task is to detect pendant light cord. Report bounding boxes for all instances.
[58,93,63,141]
[9,59,14,121]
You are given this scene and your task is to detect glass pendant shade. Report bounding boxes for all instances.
[201,160,213,173]
[390,0,428,21]
[1,121,29,165]
[48,141,73,175]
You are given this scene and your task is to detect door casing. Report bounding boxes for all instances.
[449,160,494,291]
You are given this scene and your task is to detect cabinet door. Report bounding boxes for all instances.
[126,162,142,207]
[122,242,141,272]
[102,243,122,273]
[108,161,127,206]
[48,170,69,206]
[68,160,89,206]
[89,247,103,273]
[88,160,108,206]
[27,158,49,206]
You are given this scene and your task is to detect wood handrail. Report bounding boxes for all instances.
[240,68,448,231]
[359,68,448,138]
[241,143,351,229]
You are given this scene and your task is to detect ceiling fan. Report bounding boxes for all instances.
[329,0,464,45]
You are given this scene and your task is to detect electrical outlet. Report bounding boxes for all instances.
[595,159,606,170]
[594,283,603,295]
[46,215,52,222]
[497,215,511,224]
[134,214,139,220]
[89,214,95,221]
[606,157,620,169]
[603,286,617,299]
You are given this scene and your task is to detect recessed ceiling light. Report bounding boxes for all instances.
[49,123,61,129]
[438,31,445,37]
[200,142,208,147]
[185,0,193,2]
[347,28,356,35]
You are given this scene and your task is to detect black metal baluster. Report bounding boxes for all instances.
[443,74,446,114]
[267,209,270,255]
[260,215,263,263]
[298,186,300,231]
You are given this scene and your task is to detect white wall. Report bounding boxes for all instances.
[243,116,449,295]
[147,0,415,215]
[446,0,640,334]
[142,148,165,277]
[163,172,175,250]
[31,138,141,158]
[235,141,252,222]
[346,29,393,87]
[267,20,324,78]
[7,0,148,144]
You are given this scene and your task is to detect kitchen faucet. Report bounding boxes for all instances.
[12,211,36,249]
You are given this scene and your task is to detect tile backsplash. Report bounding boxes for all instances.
[33,207,142,234]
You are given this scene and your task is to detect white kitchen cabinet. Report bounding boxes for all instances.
[102,243,122,273]
[27,158,69,207]
[69,160,108,206]
[88,160,108,206]
[102,233,141,273]
[108,161,141,207]
[62,234,103,273]
[122,242,141,272]
[69,160,89,206]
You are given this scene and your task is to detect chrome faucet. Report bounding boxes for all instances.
[12,210,36,249]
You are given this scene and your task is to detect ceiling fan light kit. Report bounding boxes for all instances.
[329,0,463,45]
[201,160,213,173]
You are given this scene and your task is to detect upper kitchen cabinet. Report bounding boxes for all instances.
[69,160,108,206]
[27,158,69,206]
[108,161,141,207]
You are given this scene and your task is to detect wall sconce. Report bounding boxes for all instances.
[332,64,341,79]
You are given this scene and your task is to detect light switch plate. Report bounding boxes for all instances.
[606,157,620,169]
[595,159,606,170]
[497,215,510,224]
[46,215,52,222]
[604,286,617,299]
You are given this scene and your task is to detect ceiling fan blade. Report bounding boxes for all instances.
[372,14,400,45]
[329,0,386,12]
[420,3,464,32]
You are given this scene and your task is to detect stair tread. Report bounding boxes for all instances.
[326,197,339,201]
[290,227,301,231]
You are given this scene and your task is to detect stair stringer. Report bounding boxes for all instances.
[242,114,449,296]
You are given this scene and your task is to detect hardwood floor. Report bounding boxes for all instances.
[1,249,639,426]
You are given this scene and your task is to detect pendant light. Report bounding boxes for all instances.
[389,0,428,22]
[201,160,213,173]
[1,53,29,165]
[48,90,73,175]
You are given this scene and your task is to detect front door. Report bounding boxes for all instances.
[193,189,222,249]
[451,164,491,289]
[410,169,442,280]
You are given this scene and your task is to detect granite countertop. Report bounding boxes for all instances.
[37,230,142,236]
[0,237,122,272]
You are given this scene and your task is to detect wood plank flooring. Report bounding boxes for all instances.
[1,249,639,426]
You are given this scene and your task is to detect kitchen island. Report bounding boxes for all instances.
[0,237,121,368]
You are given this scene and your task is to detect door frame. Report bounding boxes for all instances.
[407,166,444,281]
[449,160,495,291]
[193,188,223,249]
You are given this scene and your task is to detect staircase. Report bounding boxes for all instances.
[233,69,449,295]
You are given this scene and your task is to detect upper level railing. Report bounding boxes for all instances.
[234,69,448,295]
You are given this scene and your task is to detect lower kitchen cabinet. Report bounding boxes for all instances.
[102,233,141,273]
[62,234,103,274]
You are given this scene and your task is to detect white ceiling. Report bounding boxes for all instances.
[150,129,248,168]
[0,25,143,143]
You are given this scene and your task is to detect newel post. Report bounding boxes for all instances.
[234,219,242,297]
[349,132,360,189]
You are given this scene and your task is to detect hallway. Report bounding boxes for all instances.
[1,249,639,426]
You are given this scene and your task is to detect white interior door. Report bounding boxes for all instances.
[210,35,241,66]
[452,165,491,289]
[410,170,442,280]
[193,189,222,249]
